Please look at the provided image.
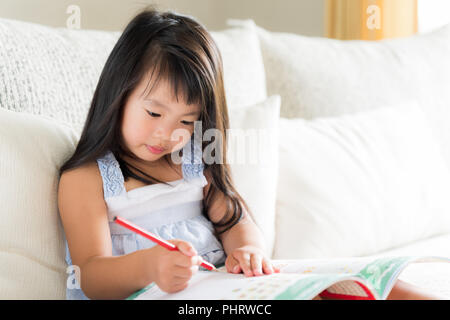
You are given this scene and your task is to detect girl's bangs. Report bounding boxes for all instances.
[141,50,206,109]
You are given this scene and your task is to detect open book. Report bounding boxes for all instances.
[127,256,449,300]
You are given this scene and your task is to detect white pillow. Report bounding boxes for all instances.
[0,17,266,136]
[227,95,281,257]
[274,102,450,259]
[0,109,78,299]
[227,19,450,170]
[211,21,267,110]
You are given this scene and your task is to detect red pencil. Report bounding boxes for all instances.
[113,216,216,271]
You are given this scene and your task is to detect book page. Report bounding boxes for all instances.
[133,270,358,300]
[135,271,301,300]
[273,257,377,274]
[273,256,450,299]
[131,256,450,300]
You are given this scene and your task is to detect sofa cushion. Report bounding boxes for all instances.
[227,95,281,256]
[227,19,450,170]
[274,102,450,259]
[369,233,450,258]
[0,109,78,299]
[0,18,266,136]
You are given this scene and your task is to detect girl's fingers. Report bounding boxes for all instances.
[169,239,197,257]
[174,252,200,267]
[250,254,263,276]
[225,255,241,274]
[172,264,199,279]
[262,258,274,275]
[232,264,241,274]
[170,281,189,292]
[172,276,191,286]
[236,252,253,277]
[228,250,277,277]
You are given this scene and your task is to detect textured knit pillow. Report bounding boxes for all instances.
[0,18,266,136]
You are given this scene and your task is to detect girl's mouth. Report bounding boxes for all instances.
[147,144,165,154]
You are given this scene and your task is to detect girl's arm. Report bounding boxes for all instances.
[78,239,200,299]
[219,214,277,276]
[219,213,266,256]
[203,169,278,276]
[59,163,200,299]
[58,164,152,299]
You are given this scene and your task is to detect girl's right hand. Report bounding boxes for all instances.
[145,239,202,293]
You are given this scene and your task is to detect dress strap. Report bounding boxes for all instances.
[96,151,126,199]
[181,135,205,181]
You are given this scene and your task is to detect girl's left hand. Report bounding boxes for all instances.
[225,245,280,277]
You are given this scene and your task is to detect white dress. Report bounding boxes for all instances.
[64,138,226,299]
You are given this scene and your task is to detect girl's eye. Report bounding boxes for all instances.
[181,120,194,126]
[147,111,160,118]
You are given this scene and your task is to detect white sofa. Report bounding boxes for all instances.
[0,16,449,299]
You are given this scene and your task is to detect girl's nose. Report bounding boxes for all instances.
[153,125,172,140]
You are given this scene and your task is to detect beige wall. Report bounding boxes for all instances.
[0,0,325,36]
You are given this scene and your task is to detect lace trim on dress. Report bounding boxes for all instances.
[96,151,126,198]
[97,137,205,198]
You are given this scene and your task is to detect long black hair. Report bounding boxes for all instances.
[59,7,251,235]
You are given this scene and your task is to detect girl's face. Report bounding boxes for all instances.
[121,73,201,165]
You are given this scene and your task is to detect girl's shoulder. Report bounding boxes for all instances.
[60,161,101,183]
[58,161,105,205]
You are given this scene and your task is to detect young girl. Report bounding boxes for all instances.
[58,8,443,300]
